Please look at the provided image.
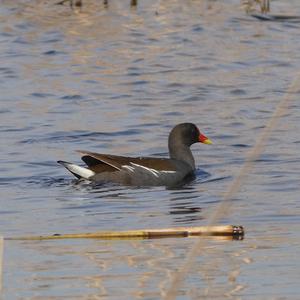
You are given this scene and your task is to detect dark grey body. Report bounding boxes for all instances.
[58,123,210,187]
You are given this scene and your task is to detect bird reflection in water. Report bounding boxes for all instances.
[169,187,204,224]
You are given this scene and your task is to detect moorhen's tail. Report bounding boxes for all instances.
[57,160,95,179]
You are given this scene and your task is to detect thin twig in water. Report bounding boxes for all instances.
[163,72,299,300]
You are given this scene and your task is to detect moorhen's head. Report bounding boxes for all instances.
[168,123,212,168]
[168,123,212,147]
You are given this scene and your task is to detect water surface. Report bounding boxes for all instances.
[1,0,300,298]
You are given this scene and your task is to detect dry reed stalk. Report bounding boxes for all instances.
[163,70,300,300]
[5,225,243,241]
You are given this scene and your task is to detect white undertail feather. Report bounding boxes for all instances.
[58,161,95,179]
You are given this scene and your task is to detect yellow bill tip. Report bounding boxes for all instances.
[203,138,213,145]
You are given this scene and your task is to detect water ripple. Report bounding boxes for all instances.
[19,129,144,144]
[2,1,300,298]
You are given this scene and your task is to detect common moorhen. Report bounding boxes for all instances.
[58,123,212,186]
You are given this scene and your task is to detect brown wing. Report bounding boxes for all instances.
[77,151,123,172]
[129,157,177,171]
[77,150,176,173]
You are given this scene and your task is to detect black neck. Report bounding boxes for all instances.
[168,143,195,170]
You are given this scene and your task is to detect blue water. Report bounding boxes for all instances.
[1,0,300,298]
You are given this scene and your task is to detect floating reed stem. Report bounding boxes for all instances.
[6,225,244,241]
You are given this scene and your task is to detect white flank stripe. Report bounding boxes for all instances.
[122,165,135,172]
[161,170,176,174]
[122,162,177,178]
[130,163,160,178]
